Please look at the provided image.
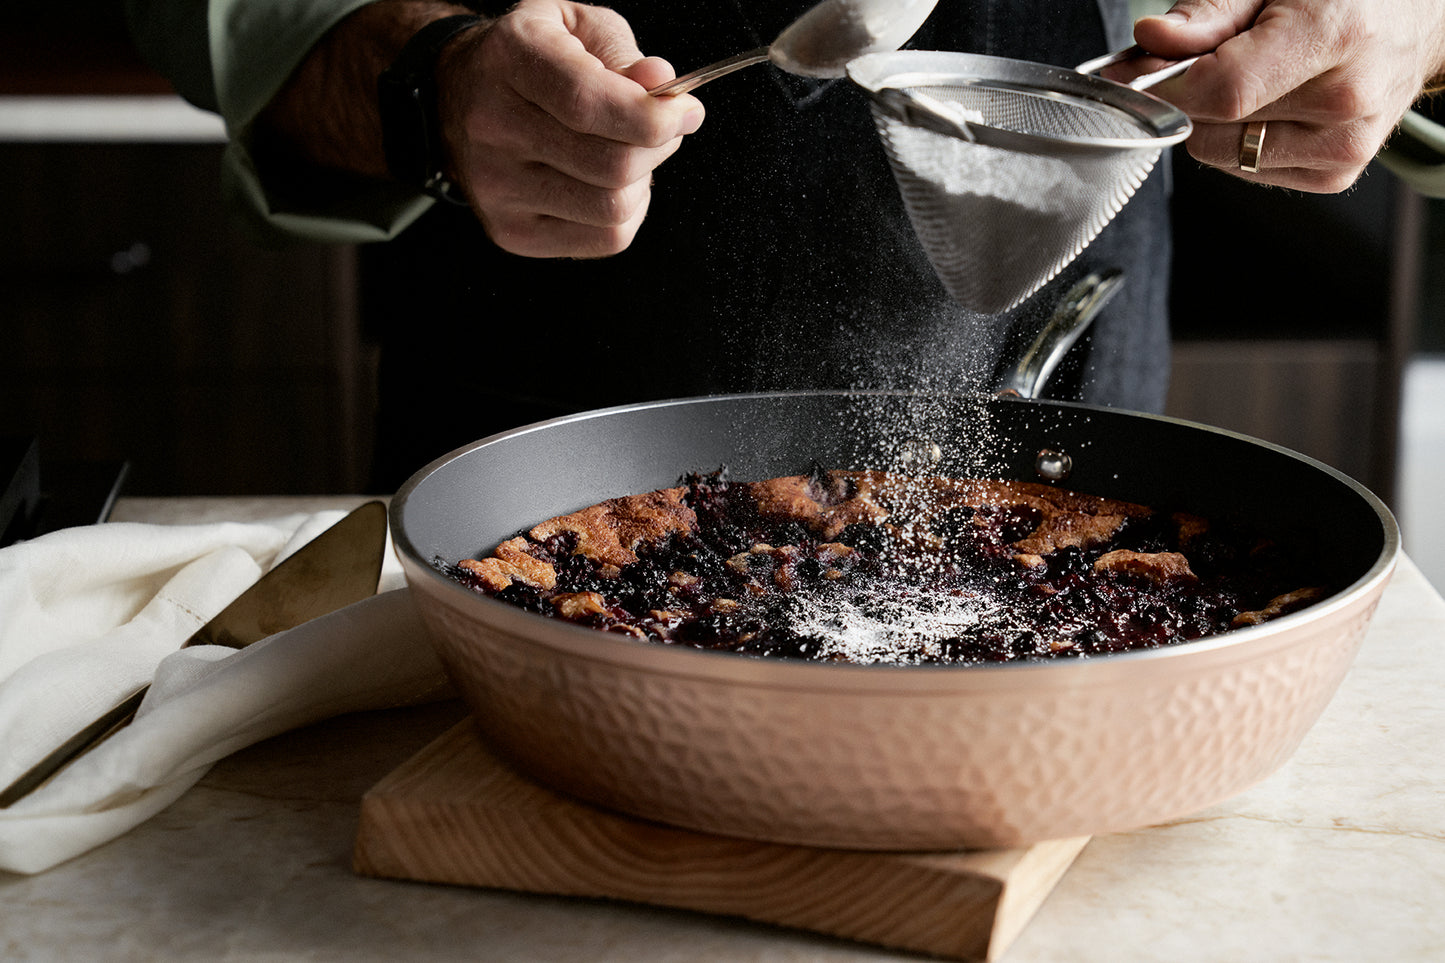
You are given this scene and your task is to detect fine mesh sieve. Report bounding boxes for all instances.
[847,49,1192,314]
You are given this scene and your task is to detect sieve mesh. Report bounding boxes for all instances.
[849,52,1191,314]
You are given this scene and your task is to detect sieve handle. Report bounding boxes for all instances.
[1075,44,1200,91]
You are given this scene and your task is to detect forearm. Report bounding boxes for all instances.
[133,0,699,250]
[257,0,485,183]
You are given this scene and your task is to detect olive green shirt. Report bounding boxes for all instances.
[126,0,433,243]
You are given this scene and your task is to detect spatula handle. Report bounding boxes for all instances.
[0,685,148,808]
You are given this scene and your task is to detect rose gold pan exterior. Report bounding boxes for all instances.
[393,392,1399,850]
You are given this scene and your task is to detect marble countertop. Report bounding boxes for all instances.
[3,495,1443,962]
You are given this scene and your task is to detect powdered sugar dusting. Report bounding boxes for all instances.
[772,581,1028,665]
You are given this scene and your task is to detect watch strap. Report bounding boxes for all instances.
[377,13,485,204]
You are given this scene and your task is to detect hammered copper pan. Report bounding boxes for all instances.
[391,392,1397,850]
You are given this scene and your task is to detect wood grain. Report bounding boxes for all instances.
[354,722,1087,961]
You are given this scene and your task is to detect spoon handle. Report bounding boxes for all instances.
[649,47,770,96]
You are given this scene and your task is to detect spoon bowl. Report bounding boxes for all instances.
[650,0,939,96]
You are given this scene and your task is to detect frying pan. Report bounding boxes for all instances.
[391,391,1397,849]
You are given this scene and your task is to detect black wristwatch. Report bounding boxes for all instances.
[377,13,486,204]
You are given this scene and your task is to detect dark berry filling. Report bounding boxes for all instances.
[443,470,1325,666]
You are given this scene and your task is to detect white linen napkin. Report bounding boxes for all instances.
[0,511,451,875]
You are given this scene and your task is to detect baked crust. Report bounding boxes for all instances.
[446,468,1324,665]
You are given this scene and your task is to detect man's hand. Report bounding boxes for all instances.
[259,0,702,257]
[1133,0,1445,191]
[438,0,704,257]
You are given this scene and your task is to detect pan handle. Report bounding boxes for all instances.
[996,269,1124,400]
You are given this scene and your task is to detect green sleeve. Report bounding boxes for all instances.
[125,0,433,243]
[1380,109,1445,199]
[125,0,220,112]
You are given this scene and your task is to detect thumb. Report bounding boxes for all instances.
[617,55,677,90]
[565,2,647,71]
[1134,0,1264,59]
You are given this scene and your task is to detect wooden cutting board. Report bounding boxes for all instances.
[353,721,1087,962]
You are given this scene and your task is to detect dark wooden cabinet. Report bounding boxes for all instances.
[1163,154,1418,504]
[0,141,373,495]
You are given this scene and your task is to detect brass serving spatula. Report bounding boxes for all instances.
[0,499,389,808]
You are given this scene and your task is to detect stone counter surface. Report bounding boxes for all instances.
[3,496,1443,961]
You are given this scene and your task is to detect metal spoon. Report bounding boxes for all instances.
[649,0,939,96]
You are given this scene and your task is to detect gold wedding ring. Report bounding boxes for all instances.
[1239,120,1267,173]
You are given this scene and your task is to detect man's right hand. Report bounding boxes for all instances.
[437,0,704,258]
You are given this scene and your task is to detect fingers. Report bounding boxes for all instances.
[484,93,686,194]
[1131,0,1445,192]
[615,55,678,91]
[438,0,704,258]
[1184,119,1384,192]
[1146,12,1347,122]
[467,93,685,257]
[479,167,657,258]
[501,3,695,147]
[1133,0,1264,59]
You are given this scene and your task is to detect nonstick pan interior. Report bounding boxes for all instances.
[396,391,1391,601]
